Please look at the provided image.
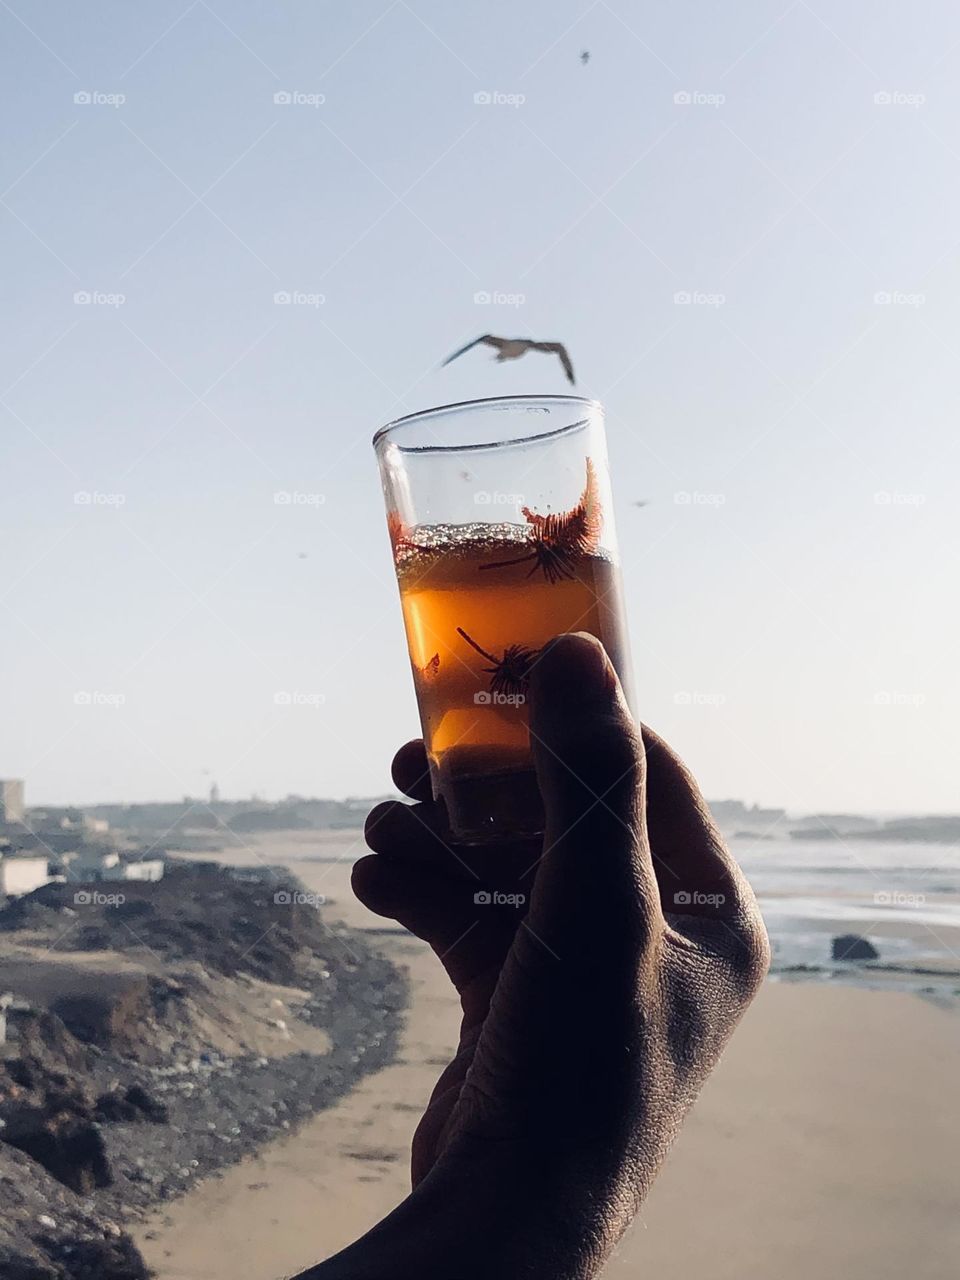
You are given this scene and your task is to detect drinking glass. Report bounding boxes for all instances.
[374,395,634,844]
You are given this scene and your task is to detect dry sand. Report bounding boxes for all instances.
[135,832,960,1280]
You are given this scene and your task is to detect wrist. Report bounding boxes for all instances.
[299,1144,629,1280]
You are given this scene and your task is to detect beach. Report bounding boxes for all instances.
[135,831,960,1280]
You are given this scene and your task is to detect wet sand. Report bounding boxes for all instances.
[136,832,960,1280]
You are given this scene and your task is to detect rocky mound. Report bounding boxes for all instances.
[0,1143,148,1280]
[0,862,330,986]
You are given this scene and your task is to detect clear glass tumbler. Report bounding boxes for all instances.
[374,395,634,844]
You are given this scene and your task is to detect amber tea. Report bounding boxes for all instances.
[375,396,633,843]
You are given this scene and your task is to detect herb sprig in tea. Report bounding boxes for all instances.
[480,458,601,584]
[457,627,539,698]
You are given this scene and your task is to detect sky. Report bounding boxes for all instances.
[1,0,958,813]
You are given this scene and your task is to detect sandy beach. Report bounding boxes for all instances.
[134,832,960,1280]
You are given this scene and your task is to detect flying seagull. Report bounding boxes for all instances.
[632,499,651,508]
[580,50,590,65]
[442,335,576,385]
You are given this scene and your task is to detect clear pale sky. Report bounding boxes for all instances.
[2,1,957,812]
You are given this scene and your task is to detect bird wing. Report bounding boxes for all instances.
[441,335,497,366]
[532,341,576,385]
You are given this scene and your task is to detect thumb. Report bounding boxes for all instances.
[523,633,660,962]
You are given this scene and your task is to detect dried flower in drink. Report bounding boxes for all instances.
[386,509,412,552]
[420,652,440,680]
[480,458,601,584]
[457,628,538,698]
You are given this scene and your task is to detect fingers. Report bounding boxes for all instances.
[523,633,661,962]
[640,724,754,921]
[391,740,433,803]
[351,855,517,999]
[365,798,541,884]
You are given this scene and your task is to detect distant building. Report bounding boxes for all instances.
[0,853,50,898]
[71,846,164,883]
[0,779,26,826]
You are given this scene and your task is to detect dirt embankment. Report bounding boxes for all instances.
[0,862,407,1279]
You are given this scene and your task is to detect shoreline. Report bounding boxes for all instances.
[134,830,960,1280]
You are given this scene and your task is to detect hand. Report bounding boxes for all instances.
[348,633,769,1276]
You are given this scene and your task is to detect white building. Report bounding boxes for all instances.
[72,847,164,883]
[0,779,26,826]
[0,854,50,898]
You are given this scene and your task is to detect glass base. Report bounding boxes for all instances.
[437,766,544,845]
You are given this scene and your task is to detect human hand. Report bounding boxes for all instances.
[355,632,769,1275]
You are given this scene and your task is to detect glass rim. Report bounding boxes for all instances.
[372,393,603,454]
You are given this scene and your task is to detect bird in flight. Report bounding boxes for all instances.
[580,50,590,65]
[632,500,651,508]
[442,335,576,385]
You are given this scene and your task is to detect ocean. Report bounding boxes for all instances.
[729,835,960,989]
